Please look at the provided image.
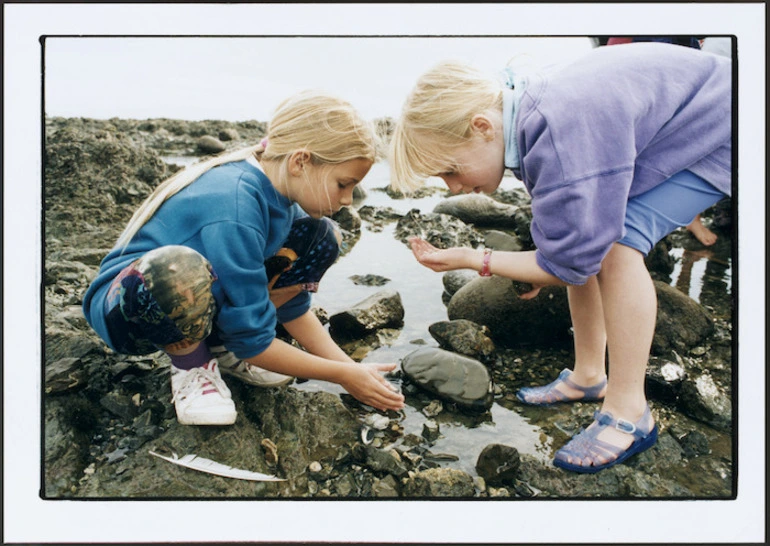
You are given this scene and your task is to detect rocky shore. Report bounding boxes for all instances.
[44,116,734,499]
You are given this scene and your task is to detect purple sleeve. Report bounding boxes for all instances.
[530,169,634,285]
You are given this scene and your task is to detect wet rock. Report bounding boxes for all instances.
[421,420,441,442]
[441,270,476,305]
[401,347,494,411]
[645,238,675,282]
[421,400,443,418]
[45,357,87,394]
[329,289,404,341]
[645,357,686,402]
[678,373,732,432]
[677,430,712,458]
[482,229,524,251]
[196,135,226,154]
[357,205,402,223]
[99,392,140,422]
[241,388,359,480]
[402,467,475,497]
[332,206,362,232]
[349,274,390,287]
[433,193,518,228]
[45,328,104,363]
[44,398,92,497]
[372,474,399,497]
[509,205,534,248]
[394,209,484,249]
[428,319,495,359]
[491,186,530,207]
[448,276,572,347]
[333,473,357,496]
[217,128,239,141]
[362,445,408,478]
[475,444,521,486]
[652,281,715,355]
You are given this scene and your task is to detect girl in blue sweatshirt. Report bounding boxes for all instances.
[390,42,730,473]
[83,90,405,425]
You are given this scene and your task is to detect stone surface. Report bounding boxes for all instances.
[475,443,521,486]
[329,290,404,340]
[432,193,518,228]
[401,347,494,411]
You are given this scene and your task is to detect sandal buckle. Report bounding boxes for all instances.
[615,418,636,434]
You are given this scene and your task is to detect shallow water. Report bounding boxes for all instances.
[163,156,733,481]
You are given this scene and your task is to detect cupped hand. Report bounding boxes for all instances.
[339,362,405,412]
[408,237,465,273]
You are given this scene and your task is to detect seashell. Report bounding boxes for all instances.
[360,425,375,445]
[261,438,279,465]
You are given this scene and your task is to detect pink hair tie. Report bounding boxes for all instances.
[260,137,268,149]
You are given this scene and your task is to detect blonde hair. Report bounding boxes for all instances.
[116,90,377,248]
[389,60,503,193]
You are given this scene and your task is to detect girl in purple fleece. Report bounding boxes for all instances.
[390,42,731,473]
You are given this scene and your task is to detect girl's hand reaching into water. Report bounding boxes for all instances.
[409,237,469,272]
[339,362,405,412]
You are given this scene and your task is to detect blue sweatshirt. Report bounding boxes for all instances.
[507,42,731,285]
[82,159,310,359]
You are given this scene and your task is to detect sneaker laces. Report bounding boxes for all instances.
[228,360,268,380]
[171,362,231,403]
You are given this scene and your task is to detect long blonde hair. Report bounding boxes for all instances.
[116,90,377,248]
[389,60,503,193]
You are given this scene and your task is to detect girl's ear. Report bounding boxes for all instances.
[288,150,312,176]
[470,114,495,140]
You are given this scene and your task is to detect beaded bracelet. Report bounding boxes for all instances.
[480,248,493,277]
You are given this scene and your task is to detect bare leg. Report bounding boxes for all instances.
[567,276,608,389]
[686,214,718,246]
[516,277,608,404]
[560,244,656,467]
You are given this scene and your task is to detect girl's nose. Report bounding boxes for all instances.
[339,190,353,207]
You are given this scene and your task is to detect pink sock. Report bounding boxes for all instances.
[169,343,212,370]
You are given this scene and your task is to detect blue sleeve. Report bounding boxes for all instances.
[275,292,312,324]
[199,222,277,360]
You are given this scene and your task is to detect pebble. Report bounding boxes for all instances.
[422,420,440,442]
[422,400,443,418]
[308,461,322,473]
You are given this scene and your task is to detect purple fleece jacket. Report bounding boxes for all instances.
[510,42,731,285]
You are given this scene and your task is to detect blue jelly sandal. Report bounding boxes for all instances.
[516,368,607,406]
[553,405,658,474]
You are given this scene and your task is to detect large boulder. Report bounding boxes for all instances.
[433,193,519,228]
[447,276,716,352]
[652,281,715,354]
[447,276,572,347]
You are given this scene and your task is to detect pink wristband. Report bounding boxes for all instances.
[480,248,492,277]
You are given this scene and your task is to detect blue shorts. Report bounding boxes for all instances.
[619,170,727,255]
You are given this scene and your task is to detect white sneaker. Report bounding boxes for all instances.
[170,359,237,425]
[209,346,294,387]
